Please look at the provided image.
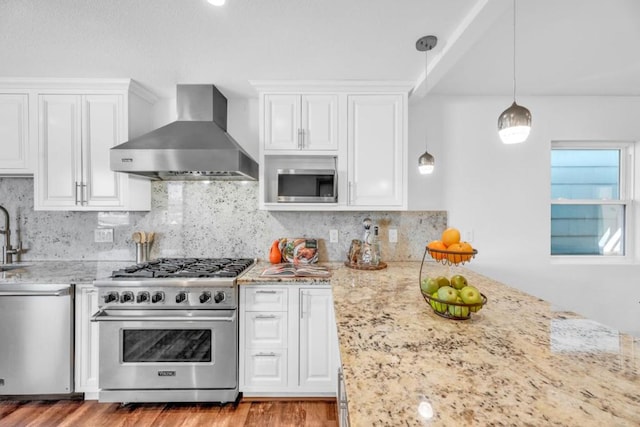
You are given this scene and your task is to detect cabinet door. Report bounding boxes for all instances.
[36,94,83,209]
[82,94,125,208]
[264,94,301,150]
[244,287,288,311]
[0,93,31,174]
[299,288,337,391]
[347,95,404,207]
[301,95,338,150]
[244,349,288,387]
[74,284,100,398]
[36,94,127,210]
[245,312,288,348]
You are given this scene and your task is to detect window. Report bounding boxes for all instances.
[550,142,633,257]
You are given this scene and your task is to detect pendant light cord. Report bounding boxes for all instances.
[424,46,429,151]
[512,0,517,102]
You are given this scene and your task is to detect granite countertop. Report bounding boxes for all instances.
[329,262,640,426]
[0,261,132,285]
[5,260,638,425]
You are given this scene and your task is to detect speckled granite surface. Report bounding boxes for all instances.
[5,260,638,425]
[327,262,640,426]
[0,261,131,284]
[0,178,445,262]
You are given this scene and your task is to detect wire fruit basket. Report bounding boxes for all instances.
[420,288,487,320]
[419,245,486,320]
[426,247,477,266]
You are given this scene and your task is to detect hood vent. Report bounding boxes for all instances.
[110,84,258,181]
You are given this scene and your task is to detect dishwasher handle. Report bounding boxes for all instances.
[0,289,69,297]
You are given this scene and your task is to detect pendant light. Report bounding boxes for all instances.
[416,35,437,174]
[497,0,531,144]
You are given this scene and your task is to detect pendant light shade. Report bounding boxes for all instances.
[498,101,531,144]
[418,150,435,174]
[498,0,531,144]
[416,35,437,175]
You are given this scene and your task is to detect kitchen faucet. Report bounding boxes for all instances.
[0,205,22,264]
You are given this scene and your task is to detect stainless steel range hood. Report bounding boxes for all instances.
[110,84,258,181]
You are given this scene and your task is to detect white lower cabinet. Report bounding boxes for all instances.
[240,284,340,396]
[74,284,100,399]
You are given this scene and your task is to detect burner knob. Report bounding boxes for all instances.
[136,291,150,303]
[103,291,119,304]
[214,291,226,304]
[120,291,134,303]
[199,291,212,304]
[176,292,187,304]
[152,292,164,303]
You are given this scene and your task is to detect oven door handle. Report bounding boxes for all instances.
[90,310,236,323]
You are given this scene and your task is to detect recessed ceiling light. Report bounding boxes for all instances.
[207,0,226,6]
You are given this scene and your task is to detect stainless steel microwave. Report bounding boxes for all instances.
[277,169,337,203]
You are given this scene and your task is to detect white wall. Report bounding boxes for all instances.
[423,94,640,335]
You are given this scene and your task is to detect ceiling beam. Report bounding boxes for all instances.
[411,0,511,100]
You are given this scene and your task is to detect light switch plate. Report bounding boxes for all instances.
[389,229,398,243]
[329,229,339,243]
[94,228,114,243]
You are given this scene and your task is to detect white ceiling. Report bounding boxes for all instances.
[1,0,639,100]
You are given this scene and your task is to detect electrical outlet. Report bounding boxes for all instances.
[329,229,339,243]
[389,228,398,243]
[94,228,113,243]
[465,230,474,242]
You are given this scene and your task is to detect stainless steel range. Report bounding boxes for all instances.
[92,258,255,403]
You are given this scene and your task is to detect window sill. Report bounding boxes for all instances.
[549,255,637,265]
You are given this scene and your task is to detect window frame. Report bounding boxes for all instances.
[550,140,635,263]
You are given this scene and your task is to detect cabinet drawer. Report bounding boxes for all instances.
[245,349,288,387]
[245,312,288,348]
[244,288,288,311]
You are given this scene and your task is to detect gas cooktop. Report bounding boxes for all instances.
[110,258,255,279]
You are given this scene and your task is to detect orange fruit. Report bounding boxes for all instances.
[446,242,464,263]
[427,240,447,261]
[441,227,461,247]
[458,241,474,262]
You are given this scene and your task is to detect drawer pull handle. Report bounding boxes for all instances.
[255,315,277,319]
[255,352,277,357]
[255,290,277,294]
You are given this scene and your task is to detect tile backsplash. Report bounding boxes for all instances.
[0,178,446,262]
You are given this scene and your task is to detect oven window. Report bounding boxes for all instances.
[122,329,212,363]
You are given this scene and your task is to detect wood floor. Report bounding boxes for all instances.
[0,399,338,427]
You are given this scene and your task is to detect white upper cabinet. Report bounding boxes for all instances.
[264,94,338,151]
[0,79,156,211]
[0,93,32,174]
[37,93,134,210]
[347,94,405,208]
[253,81,410,211]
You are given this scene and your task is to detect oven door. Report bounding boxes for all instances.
[92,309,237,390]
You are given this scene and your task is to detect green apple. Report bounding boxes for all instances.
[450,274,468,290]
[435,276,450,288]
[460,285,483,312]
[448,297,470,317]
[437,286,458,303]
[430,291,447,313]
[420,277,440,295]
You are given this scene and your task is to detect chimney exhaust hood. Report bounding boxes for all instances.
[110,84,258,181]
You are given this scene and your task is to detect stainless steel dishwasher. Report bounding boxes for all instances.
[0,283,74,396]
